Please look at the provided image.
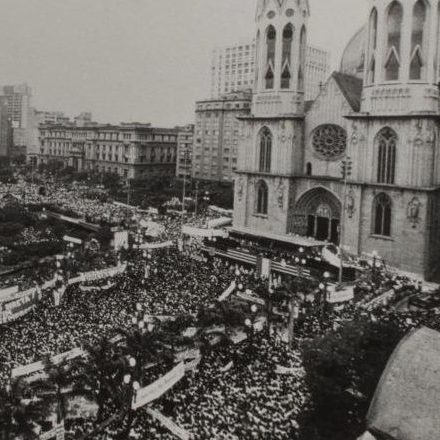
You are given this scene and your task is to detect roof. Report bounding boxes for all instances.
[332,71,363,112]
[367,327,440,440]
[340,25,366,79]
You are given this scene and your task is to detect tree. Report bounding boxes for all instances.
[32,358,78,424]
[73,338,121,422]
[300,318,403,440]
[0,379,48,440]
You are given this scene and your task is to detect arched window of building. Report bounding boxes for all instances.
[265,26,276,89]
[373,193,392,236]
[376,127,397,184]
[256,180,269,215]
[281,24,294,89]
[368,8,378,84]
[259,127,272,173]
[410,0,428,80]
[298,26,307,91]
[306,162,312,175]
[385,1,403,81]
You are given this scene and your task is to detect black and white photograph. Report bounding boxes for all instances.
[0,0,439,439]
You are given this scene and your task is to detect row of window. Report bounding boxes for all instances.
[257,125,398,185]
[258,24,306,90]
[367,0,430,83]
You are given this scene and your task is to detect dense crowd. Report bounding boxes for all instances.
[0,179,439,439]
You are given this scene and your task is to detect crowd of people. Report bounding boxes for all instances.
[0,177,439,439]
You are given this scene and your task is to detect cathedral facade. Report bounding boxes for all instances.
[233,0,440,280]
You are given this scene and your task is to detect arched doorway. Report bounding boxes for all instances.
[291,187,341,244]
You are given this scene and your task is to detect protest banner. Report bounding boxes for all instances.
[175,348,200,362]
[220,361,234,372]
[236,291,265,306]
[146,408,190,440]
[135,241,174,250]
[218,281,236,302]
[275,365,304,376]
[0,285,19,303]
[327,285,355,304]
[132,362,185,409]
[63,235,82,245]
[113,230,129,251]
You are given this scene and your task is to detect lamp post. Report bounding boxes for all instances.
[318,271,331,320]
[339,156,352,284]
[194,181,200,217]
[288,256,307,348]
[244,304,259,343]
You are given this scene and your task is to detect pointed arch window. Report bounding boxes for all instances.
[373,193,392,236]
[376,127,397,184]
[410,0,428,80]
[298,26,307,91]
[385,1,403,81]
[256,180,269,215]
[281,24,294,89]
[259,127,272,173]
[368,8,378,84]
[265,26,276,89]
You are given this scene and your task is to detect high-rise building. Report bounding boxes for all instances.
[176,124,194,179]
[193,91,252,182]
[0,97,12,160]
[210,39,330,101]
[2,83,32,153]
[31,122,178,180]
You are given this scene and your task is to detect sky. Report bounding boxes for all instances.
[0,0,367,127]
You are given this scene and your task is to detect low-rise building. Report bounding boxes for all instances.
[31,122,178,180]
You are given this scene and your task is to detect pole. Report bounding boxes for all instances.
[339,157,351,285]
[181,152,187,221]
[288,296,296,348]
[194,181,199,217]
[127,179,131,206]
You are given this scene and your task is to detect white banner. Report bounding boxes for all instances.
[175,348,200,362]
[207,217,232,229]
[113,230,129,251]
[135,241,174,250]
[218,281,236,302]
[146,408,190,440]
[79,264,126,283]
[184,357,201,372]
[0,285,19,303]
[182,225,228,238]
[63,235,82,245]
[327,285,355,304]
[236,291,265,306]
[132,362,185,410]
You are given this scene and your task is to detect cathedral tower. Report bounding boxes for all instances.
[362,0,440,114]
[234,0,310,236]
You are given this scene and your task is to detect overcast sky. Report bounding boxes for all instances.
[0,0,367,126]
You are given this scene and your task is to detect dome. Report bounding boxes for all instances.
[340,26,366,79]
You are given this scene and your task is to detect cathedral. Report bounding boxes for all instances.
[233,0,440,280]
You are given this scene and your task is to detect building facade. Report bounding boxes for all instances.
[210,39,329,101]
[176,124,194,179]
[0,97,12,160]
[233,0,440,280]
[193,91,252,182]
[2,84,32,153]
[31,123,178,180]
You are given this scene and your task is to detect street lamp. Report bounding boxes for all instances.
[319,271,331,319]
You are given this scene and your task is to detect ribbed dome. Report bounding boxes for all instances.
[339,26,366,80]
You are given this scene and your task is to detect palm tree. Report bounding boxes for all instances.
[31,357,78,424]
[73,337,121,423]
[0,379,48,440]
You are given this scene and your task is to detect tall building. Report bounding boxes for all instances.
[193,91,252,182]
[31,122,178,180]
[210,39,329,101]
[233,0,440,280]
[2,84,32,153]
[0,97,12,160]
[176,124,194,179]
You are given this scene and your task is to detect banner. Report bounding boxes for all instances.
[327,285,355,304]
[220,361,233,372]
[218,281,236,302]
[134,241,174,250]
[79,264,126,283]
[113,230,129,251]
[79,283,115,293]
[146,408,190,440]
[182,225,228,238]
[236,291,265,306]
[275,365,304,376]
[207,217,232,229]
[132,362,185,410]
[63,235,82,245]
[0,285,19,303]
[175,348,200,362]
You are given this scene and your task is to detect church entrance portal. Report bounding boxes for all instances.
[291,188,341,244]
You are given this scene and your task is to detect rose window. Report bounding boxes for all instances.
[312,125,347,160]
